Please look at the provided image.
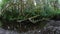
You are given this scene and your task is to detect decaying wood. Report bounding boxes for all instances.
[17,15,50,23]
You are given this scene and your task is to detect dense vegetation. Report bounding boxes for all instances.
[0,0,59,20]
[0,0,60,31]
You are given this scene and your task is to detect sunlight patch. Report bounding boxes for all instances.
[0,0,2,2]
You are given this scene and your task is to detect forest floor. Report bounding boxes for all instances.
[0,20,60,34]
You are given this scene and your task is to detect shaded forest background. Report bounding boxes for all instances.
[0,0,60,31]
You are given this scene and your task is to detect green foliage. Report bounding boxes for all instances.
[41,5,55,18]
[1,0,60,22]
[0,0,60,30]
[1,5,58,21]
[2,7,20,21]
[0,0,10,7]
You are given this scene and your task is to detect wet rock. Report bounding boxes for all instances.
[0,28,20,34]
[42,20,60,34]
